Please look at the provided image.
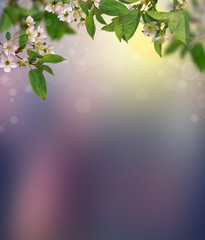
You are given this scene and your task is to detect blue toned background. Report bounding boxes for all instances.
[1,1,205,239]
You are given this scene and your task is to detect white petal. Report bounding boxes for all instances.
[11,62,17,68]
[7,55,14,61]
[144,32,148,37]
[0,62,5,68]
[4,49,9,56]
[3,42,8,48]
[4,65,11,73]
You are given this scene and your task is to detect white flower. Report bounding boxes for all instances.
[45,3,57,13]
[36,26,47,41]
[55,2,72,14]
[34,41,44,54]
[26,16,35,27]
[46,44,55,54]
[77,20,85,29]
[0,54,17,73]
[143,22,159,38]
[3,40,18,56]
[20,58,29,68]
[26,26,37,42]
[153,35,170,44]
[58,9,74,23]
[72,10,85,23]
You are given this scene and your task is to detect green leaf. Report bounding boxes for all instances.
[119,0,140,3]
[99,0,129,16]
[190,43,205,72]
[35,63,55,75]
[175,13,190,44]
[42,65,55,75]
[19,34,28,49]
[165,39,182,55]
[154,41,162,57]
[102,22,115,32]
[0,11,12,32]
[96,13,106,24]
[29,69,47,100]
[6,32,11,40]
[122,9,140,42]
[38,54,66,63]
[114,17,124,41]
[78,0,89,15]
[27,49,43,59]
[173,0,179,7]
[146,11,173,20]
[180,46,188,59]
[85,10,96,39]
[168,11,181,33]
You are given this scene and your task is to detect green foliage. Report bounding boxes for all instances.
[19,34,28,49]
[0,3,74,40]
[154,41,162,57]
[165,0,205,73]
[27,54,65,99]
[174,13,189,44]
[2,0,204,99]
[27,49,43,59]
[38,54,66,64]
[6,31,11,40]
[44,12,75,40]
[190,44,205,72]
[29,69,47,100]
[99,0,129,16]
[85,10,96,39]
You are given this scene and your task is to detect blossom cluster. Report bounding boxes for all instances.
[45,1,86,28]
[0,16,54,73]
[25,16,55,54]
[142,21,170,44]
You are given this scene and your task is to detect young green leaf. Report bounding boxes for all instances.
[35,63,55,75]
[154,41,162,57]
[123,9,140,42]
[114,17,124,41]
[38,54,66,63]
[27,49,43,58]
[85,10,96,39]
[99,0,129,16]
[42,65,55,75]
[6,32,11,40]
[190,43,205,72]
[29,69,47,100]
[78,0,89,16]
[102,22,115,32]
[0,11,12,33]
[165,39,182,55]
[146,11,173,20]
[19,33,28,49]
[175,13,190,44]
[168,11,181,33]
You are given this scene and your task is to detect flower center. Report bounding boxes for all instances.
[5,60,10,65]
[64,12,69,17]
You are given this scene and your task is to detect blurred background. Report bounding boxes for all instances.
[0,0,205,239]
